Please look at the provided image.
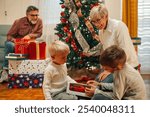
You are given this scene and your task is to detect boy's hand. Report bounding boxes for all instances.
[86,80,99,86]
[85,84,96,97]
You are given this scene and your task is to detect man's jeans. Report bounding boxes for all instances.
[2,41,14,69]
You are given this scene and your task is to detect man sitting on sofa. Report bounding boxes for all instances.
[0,5,43,83]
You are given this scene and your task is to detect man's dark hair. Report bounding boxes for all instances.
[26,6,39,13]
[100,45,126,68]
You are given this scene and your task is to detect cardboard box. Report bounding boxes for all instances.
[66,82,91,98]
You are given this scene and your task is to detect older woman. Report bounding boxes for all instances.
[89,4,139,69]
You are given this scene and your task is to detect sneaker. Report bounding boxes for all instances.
[0,70,8,83]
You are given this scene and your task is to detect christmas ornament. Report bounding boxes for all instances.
[61,4,65,8]
[69,12,79,29]
[84,18,95,33]
[55,0,103,69]
[77,9,83,17]
[65,0,77,13]
[75,29,89,52]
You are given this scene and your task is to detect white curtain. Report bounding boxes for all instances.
[37,0,61,57]
[37,0,61,42]
[138,0,150,74]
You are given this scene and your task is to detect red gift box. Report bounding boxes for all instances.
[14,39,29,54]
[28,41,46,60]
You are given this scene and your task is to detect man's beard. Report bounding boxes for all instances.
[30,20,37,24]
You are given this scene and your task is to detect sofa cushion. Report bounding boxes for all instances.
[0,48,5,62]
[0,25,11,35]
[0,35,6,47]
[0,25,11,68]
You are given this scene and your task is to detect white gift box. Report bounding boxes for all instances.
[9,59,50,74]
[66,82,91,98]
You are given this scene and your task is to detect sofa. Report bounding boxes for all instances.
[0,25,12,68]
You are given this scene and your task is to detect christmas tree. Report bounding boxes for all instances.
[55,0,104,70]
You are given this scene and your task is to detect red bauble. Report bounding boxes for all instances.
[65,37,70,42]
[61,18,67,23]
[67,31,72,37]
[61,4,65,8]
[60,12,65,17]
[57,34,63,38]
[63,26,69,32]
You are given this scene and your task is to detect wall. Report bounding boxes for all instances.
[0,0,38,24]
[0,0,122,24]
[105,0,122,20]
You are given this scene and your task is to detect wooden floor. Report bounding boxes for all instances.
[0,83,44,100]
[0,74,150,100]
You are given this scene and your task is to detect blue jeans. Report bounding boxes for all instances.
[2,41,14,68]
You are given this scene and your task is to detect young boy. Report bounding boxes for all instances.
[42,40,77,100]
[95,70,113,84]
[85,45,147,100]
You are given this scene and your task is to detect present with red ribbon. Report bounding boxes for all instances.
[28,41,46,60]
[14,39,29,54]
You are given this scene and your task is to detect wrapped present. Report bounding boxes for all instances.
[8,59,50,74]
[8,73,44,88]
[14,39,29,54]
[28,41,46,60]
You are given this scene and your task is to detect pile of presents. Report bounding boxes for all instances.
[6,39,46,60]
[7,39,96,89]
[7,39,48,88]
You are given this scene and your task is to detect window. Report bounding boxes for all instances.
[38,0,61,24]
[37,0,61,43]
[138,0,150,74]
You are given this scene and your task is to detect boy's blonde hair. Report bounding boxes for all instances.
[48,40,70,57]
[89,4,108,21]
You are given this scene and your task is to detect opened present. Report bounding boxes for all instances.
[67,82,91,98]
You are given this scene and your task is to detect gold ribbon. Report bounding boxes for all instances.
[36,42,40,59]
